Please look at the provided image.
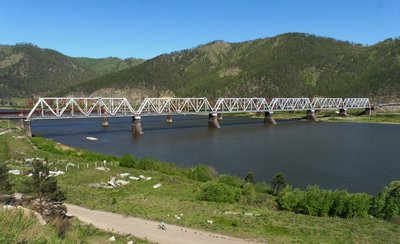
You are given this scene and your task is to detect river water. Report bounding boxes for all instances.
[31,115,399,194]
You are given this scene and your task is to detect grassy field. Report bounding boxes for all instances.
[1,120,399,243]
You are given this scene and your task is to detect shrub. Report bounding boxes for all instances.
[370,181,400,219]
[199,182,240,203]
[218,174,244,187]
[119,154,137,168]
[330,189,350,217]
[241,183,256,204]
[278,185,305,212]
[188,165,217,182]
[345,193,371,218]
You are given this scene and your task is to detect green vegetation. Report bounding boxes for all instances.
[0,208,147,243]
[0,43,143,105]
[1,120,400,242]
[65,33,400,100]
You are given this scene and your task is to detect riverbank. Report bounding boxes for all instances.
[1,120,399,242]
[226,110,400,124]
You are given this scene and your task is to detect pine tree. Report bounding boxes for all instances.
[271,173,288,195]
[0,162,14,196]
[23,160,65,214]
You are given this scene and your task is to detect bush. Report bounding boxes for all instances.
[119,154,137,168]
[345,193,371,218]
[303,186,334,216]
[218,174,244,187]
[188,165,217,182]
[370,181,400,219]
[199,182,240,203]
[330,189,350,217]
[278,185,305,212]
[241,183,256,204]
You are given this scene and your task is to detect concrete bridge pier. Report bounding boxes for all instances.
[208,113,221,128]
[364,107,372,116]
[132,116,144,135]
[18,118,25,128]
[264,111,277,124]
[339,108,348,117]
[24,120,32,137]
[217,113,223,121]
[165,114,173,123]
[101,117,109,127]
[306,110,317,121]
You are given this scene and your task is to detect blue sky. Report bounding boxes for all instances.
[1,0,399,59]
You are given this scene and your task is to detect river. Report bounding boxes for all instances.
[31,115,399,194]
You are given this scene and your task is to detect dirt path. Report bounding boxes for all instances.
[66,204,261,244]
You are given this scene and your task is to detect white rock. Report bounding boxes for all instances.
[95,167,110,171]
[119,173,130,177]
[108,235,115,241]
[139,175,145,179]
[129,176,140,181]
[153,183,162,189]
[86,136,98,141]
[127,241,133,244]
[207,220,213,224]
[49,170,65,177]
[145,177,152,180]
[8,169,20,175]
[115,180,129,186]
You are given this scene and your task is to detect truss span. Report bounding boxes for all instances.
[25,97,371,120]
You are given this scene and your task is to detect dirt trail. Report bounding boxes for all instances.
[66,204,261,244]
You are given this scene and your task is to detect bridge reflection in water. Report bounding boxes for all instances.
[4,97,372,137]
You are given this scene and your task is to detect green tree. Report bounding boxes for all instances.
[244,171,255,183]
[23,160,66,214]
[0,162,14,196]
[271,173,288,195]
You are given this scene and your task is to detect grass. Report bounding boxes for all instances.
[0,208,149,243]
[1,120,400,243]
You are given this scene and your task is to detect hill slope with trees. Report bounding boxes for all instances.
[0,43,143,104]
[66,33,400,100]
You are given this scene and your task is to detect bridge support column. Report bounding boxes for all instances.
[166,115,173,123]
[364,107,371,116]
[132,116,144,135]
[217,113,223,121]
[339,108,348,117]
[208,113,221,128]
[18,118,25,128]
[306,110,317,121]
[102,117,109,127]
[264,111,277,124]
[24,120,32,137]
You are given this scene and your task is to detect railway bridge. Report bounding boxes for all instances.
[1,97,371,137]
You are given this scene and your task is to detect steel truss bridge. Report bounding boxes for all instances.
[25,97,370,120]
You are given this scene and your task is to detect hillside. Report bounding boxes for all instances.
[0,43,143,104]
[65,33,400,100]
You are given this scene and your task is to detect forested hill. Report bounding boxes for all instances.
[66,33,400,100]
[0,43,144,101]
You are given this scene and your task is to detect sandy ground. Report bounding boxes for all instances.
[66,204,262,244]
